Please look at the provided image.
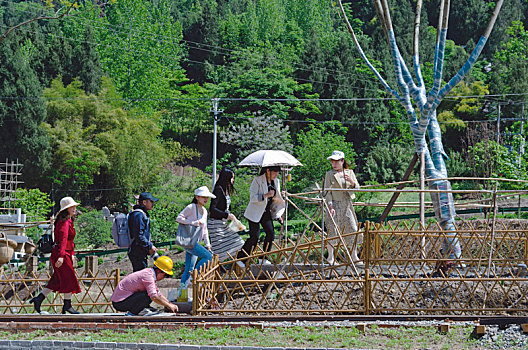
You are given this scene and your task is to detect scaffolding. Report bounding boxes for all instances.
[0,159,23,212]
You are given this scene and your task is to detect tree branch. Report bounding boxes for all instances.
[0,0,78,45]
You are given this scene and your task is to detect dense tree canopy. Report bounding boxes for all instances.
[1,0,527,207]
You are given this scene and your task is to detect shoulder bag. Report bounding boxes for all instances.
[175,204,202,249]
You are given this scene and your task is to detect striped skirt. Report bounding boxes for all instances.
[207,218,244,261]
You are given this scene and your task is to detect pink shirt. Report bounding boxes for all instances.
[111,268,160,302]
[176,203,211,248]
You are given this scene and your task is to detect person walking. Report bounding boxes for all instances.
[208,168,244,261]
[176,186,214,288]
[324,150,362,265]
[30,197,82,314]
[128,192,158,272]
[111,256,179,316]
[236,166,285,267]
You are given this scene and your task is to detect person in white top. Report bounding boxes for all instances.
[236,166,285,266]
[176,186,215,287]
[324,150,362,265]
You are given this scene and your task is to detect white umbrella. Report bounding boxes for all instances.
[238,150,303,167]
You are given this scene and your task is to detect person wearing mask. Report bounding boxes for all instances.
[208,168,244,261]
[111,256,179,316]
[30,197,82,314]
[128,192,159,272]
[324,150,362,265]
[236,166,285,267]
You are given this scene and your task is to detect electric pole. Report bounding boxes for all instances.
[211,98,223,188]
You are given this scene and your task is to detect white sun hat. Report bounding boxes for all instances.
[58,197,80,214]
[327,150,345,160]
[194,186,216,198]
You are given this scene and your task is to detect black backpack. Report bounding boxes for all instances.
[37,233,54,255]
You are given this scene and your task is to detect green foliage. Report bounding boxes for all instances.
[292,121,356,192]
[218,67,320,120]
[13,188,53,222]
[220,115,293,162]
[490,21,528,97]
[0,26,50,185]
[437,81,489,132]
[75,210,113,249]
[363,143,416,185]
[70,0,187,114]
[445,150,472,178]
[6,188,53,241]
[42,77,170,204]
[163,140,201,166]
[468,140,528,189]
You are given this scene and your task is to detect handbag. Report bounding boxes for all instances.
[175,204,202,249]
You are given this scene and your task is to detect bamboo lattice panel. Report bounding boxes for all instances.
[0,269,119,314]
[194,220,528,315]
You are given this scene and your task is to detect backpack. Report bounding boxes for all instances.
[37,233,54,255]
[111,209,147,248]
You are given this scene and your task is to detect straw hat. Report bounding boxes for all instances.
[58,197,80,214]
[194,186,216,198]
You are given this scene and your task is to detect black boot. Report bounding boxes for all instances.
[29,293,45,314]
[62,299,80,314]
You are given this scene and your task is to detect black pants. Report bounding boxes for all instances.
[237,211,275,260]
[128,252,148,272]
[112,291,151,315]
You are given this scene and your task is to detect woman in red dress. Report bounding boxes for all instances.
[30,197,81,314]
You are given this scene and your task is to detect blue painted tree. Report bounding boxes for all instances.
[336,0,504,261]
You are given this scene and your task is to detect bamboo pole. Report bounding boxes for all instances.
[364,221,371,315]
[420,152,426,259]
[378,154,419,224]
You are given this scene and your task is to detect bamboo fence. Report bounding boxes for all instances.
[192,181,528,315]
[0,268,120,314]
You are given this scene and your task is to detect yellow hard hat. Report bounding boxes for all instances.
[154,256,174,275]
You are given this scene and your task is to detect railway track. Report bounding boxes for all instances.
[1,314,528,326]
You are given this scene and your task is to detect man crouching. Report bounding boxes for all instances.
[111,256,179,316]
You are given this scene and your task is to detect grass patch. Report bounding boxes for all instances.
[1,325,488,349]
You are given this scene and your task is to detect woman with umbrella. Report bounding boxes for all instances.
[324,150,362,265]
[236,166,285,267]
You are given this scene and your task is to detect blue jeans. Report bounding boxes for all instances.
[181,244,212,286]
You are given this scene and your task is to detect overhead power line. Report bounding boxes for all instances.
[2,0,463,94]
[0,93,526,102]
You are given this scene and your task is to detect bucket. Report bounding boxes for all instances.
[177,288,188,303]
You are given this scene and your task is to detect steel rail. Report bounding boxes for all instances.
[1,314,528,326]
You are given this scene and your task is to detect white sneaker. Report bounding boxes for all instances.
[236,261,245,269]
[258,259,272,265]
[137,307,160,316]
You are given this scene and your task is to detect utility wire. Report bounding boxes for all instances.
[4,3,526,101]
[0,93,527,102]
[2,4,527,103]
[2,0,439,90]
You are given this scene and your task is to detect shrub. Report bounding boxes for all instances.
[293,121,356,193]
[75,210,113,249]
[12,188,53,241]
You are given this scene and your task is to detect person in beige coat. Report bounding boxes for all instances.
[236,166,285,267]
[324,150,362,264]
